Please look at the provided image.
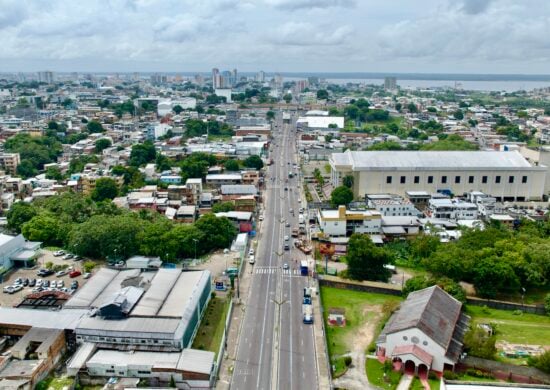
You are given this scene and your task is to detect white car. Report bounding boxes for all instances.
[36,279,43,287]
[12,284,23,293]
[56,270,68,277]
[53,250,65,257]
[284,235,289,241]
[283,263,289,270]
[259,215,264,221]
[249,248,254,256]
[248,255,255,265]
[83,272,91,279]
[56,280,64,288]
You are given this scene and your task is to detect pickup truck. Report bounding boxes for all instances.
[302,304,313,324]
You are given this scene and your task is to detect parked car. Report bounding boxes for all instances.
[37,269,54,277]
[3,286,12,293]
[53,250,65,257]
[14,278,23,285]
[62,253,74,260]
[42,280,50,287]
[284,235,289,241]
[73,255,83,261]
[22,278,29,286]
[114,261,125,268]
[56,270,68,277]
[56,280,64,288]
[36,279,43,287]
[71,281,79,290]
[83,272,91,279]
[249,248,255,256]
[28,279,36,287]
[11,285,23,293]
[69,270,81,278]
[32,287,43,294]
[248,255,255,265]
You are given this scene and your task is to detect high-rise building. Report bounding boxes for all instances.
[384,77,397,91]
[194,74,204,85]
[256,70,265,83]
[38,71,55,84]
[212,68,220,88]
[232,68,238,83]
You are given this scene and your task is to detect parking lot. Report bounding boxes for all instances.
[0,249,95,307]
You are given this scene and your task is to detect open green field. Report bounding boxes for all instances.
[411,376,439,390]
[35,376,74,390]
[320,287,401,362]
[192,296,229,358]
[366,358,402,390]
[466,305,550,345]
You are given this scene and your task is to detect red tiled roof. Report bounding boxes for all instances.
[392,344,433,366]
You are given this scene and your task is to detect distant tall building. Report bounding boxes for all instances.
[132,72,140,81]
[256,70,265,83]
[212,68,220,88]
[384,77,397,91]
[274,73,283,88]
[232,68,238,83]
[194,74,204,85]
[307,76,320,85]
[38,71,55,84]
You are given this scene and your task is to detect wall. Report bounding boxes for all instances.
[465,297,546,315]
[318,276,402,296]
[459,356,550,384]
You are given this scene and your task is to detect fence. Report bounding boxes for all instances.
[318,275,402,296]
[212,299,234,386]
[466,296,546,315]
[459,356,550,385]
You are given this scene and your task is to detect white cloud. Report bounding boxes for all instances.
[266,22,353,46]
[265,0,356,10]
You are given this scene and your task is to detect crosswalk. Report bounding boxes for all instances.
[253,266,302,276]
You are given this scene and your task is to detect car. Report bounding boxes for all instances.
[289,208,293,213]
[284,235,289,241]
[42,280,50,287]
[71,281,79,289]
[22,278,29,286]
[56,270,68,277]
[36,279,43,287]
[37,269,54,277]
[28,279,36,287]
[62,253,74,260]
[284,243,290,251]
[83,272,91,279]
[56,280,64,288]
[14,278,23,285]
[114,261,125,268]
[31,287,43,294]
[249,248,254,256]
[73,255,83,261]
[284,187,288,191]
[3,286,12,293]
[248,255,255,265]
[69,270,81,278]
[53,250,65,257]
[285,222,290,227]
[12,284,23,293]
[283,263,289,270]
[259,215,264,221]
[299,207,304,213]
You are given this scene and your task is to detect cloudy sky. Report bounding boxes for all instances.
[0,0,549,73]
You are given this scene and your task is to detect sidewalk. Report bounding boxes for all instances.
[396,374,414,390]
[312,279,332,390]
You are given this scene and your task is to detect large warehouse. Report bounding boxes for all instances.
[329,150,548,201]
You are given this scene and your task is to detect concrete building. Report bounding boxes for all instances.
[377,286,470,375]
[0,233,41,274]
[317,205,382,238]
[427,199,478,220]
[330,150,548,201]
[366,194,422,217]
[296,116,345,130]
[0,153,20,174]
[214,88,232,103]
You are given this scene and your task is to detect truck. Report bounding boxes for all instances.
[300,260,308,276]
[294,239,312,255]
[298,214,305,225]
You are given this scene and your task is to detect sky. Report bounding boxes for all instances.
[0,0,549,74]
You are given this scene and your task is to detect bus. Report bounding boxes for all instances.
[300,260,308,276]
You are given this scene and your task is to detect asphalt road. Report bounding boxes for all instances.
[231,112,318,390]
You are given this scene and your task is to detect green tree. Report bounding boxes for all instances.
[94,138,112,153]
[224,159,240,172]
[316,89,329,100]
[212,202,235,213]
[91,178,119,202]
[472,257,520,299]
[342,175,354,189]
[6,202,37,233]
[395,102,402,112]
[243,155,264,170]
[266,110,275,121]
[48,121,59,130]
[283,94,292,104]
[463,326,497,359]
[86,120,104,133]
[195,214,236,252]
[129,141,156,166]
[330,185,354,207]
[545,293,550,316]
[346,234,391,282]
[45,166,63,181]
[407,102,418,113]
[21,214,61,245]
[453,109,464,120]
[172,105,184,114]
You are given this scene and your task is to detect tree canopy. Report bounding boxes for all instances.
[346,234,392,282]
[243,155,264,170]
[91,178,119,202]
[330,185,354,207]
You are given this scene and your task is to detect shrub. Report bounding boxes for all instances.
[344,356,352,367]
[367,341,376,353]
[513,310,523,316]
[428,371,438,380]
[443,371,458,380]
[83,261,96,273]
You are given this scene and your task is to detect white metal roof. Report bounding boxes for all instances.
[331,150,542,171]
[0,307,87,330]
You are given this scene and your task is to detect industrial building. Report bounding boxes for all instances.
[330,150,548,201]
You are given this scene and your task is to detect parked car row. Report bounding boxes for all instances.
[53,250,82,261]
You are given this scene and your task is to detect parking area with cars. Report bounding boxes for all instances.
[0,249,93,307]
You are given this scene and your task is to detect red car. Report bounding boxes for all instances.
[69,270,81,278]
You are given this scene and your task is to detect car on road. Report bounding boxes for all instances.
[285,222,290,227]
[53,250,65,257]
[259,215,264,221]
[69,270,81,278]
[284,243,290,250]
[249,248,254,256]
[83,272,91,279]
[248,255,255,265]
[284,235,289,241]
[56,270,69,277]
[283,263,289,270]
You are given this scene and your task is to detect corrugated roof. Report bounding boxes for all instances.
[221,184,257,195]
[130,269,181,317]
[0,307,87,330]
[76,316,181,338]
[177,348,215,374]
[332,150,540,170]
[380,286,463,351]
[158,271,206,317]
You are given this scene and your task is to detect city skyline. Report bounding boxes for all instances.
[1,0,550,74]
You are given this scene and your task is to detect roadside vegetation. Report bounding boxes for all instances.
[192,295,230,357]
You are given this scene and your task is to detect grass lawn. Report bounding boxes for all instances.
[320,287,401,358]
[410,376,440,390]
[35,376,74,390]
[466,305,550,345]
[366,358,402,390]
[192,296,229,358]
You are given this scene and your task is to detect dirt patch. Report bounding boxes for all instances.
[333,304,383,390]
